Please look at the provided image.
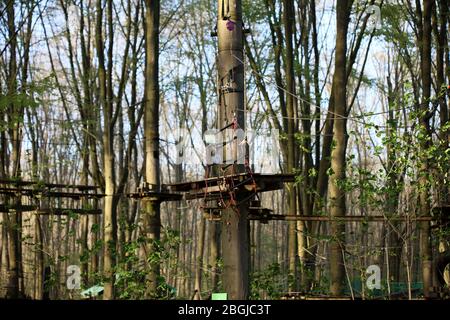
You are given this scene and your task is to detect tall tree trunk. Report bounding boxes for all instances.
[282,0,298,293]
[386,74,402,285]
[418,0,434,299]
[434,0,450,290]
[193,216,206,299]
[209,221,221,292]
[328,0,350,296]
[5,0,20,298]
[80,134,90,286]
[297,0,315,290]
[217,0,249,300]
[143,0,161,297]
[96,0,117,299]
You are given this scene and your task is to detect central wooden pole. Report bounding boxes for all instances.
[216,0,249,300]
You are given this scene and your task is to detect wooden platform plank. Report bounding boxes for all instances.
[35,208,102,215]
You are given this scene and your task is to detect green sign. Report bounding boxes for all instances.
[211,293,228,300]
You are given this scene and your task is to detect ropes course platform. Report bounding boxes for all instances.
[0,178,104,215]
[166,173,295,201]
[0,178,103,197]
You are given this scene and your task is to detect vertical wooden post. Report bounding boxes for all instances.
[216,0,249,300]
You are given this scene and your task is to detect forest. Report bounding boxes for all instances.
[0,0,449,300]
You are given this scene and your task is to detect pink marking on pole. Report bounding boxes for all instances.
[226,20,235,31]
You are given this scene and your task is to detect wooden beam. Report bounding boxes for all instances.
[248,214,446,222]
[433,205,450,215]
[127,191,183,201]
[35,208,102,215]
[0,204,102,215]
[0,187,105,198]
[0,204,37,212]
[0,178,100,190]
